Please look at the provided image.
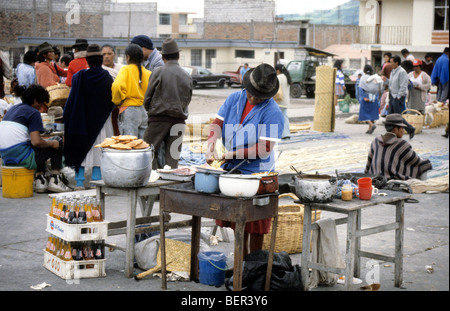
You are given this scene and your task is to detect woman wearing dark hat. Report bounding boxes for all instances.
[65,39,89,87]
[365,113,432,180]
[358,64,383,134]
[35,42,67,88]
[206,63,285,256]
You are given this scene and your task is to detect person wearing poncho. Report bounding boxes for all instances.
[63,44,115,188]
[365,114,432,180]
[430,47,449,102]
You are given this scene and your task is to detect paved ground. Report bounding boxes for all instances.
[0,88,448,300]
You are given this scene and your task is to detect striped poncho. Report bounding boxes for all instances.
[365,132,432,180]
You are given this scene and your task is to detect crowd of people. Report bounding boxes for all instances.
[0,36,193,193]
[0,41,448,194]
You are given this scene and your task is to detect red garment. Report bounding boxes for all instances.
[240,100,255,124]
[66,58,88,87]
[35,62,59,88]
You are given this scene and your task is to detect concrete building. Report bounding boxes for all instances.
[356,0,449,68]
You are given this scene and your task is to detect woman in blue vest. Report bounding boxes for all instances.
[206,63,284,257]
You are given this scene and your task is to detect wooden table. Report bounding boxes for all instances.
[159,182,279,291]
[91,179,182,278]
[299,190,412,291]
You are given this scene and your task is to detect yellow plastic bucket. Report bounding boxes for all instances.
[1,166,34,198]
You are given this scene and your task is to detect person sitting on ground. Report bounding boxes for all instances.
[0,84,71,193]
[364,114,432,181]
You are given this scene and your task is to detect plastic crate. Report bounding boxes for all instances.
[46,215,108,242]
[43,250,106,280]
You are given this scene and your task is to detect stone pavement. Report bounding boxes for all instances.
[0,94,448,298]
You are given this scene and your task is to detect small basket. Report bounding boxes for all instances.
[402,109,423,134]
[46,84,70,108]
[262,193,321,254]
[430,111,443,128]
[439,109,449,126]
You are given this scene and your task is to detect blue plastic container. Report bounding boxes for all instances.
[198,251,227,286]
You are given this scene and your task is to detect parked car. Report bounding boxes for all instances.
[183,66,231,88]
[223,65,249,87]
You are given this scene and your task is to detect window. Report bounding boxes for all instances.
[205,49,216,69]
[179,14,188,25]
[160,14,171,25]
[299,28,307,45]
[235,50,255,59]
[434,0,449,31]
[191,49,202,66]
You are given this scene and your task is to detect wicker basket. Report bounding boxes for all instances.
[430,111,443,128]
[402,109,423,134]
[262,193,321,254]
[440,109,449,126]
[46,84,70,108]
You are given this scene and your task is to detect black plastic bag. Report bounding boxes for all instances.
[225,250,304,291]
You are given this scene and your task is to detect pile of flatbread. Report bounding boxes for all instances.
[95,135,150,150]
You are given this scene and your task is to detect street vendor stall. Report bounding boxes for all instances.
[158,182,279,291]
[298,190,412,291]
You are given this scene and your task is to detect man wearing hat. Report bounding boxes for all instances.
[131,35,164,72]
[205,63,284,257]
[143,38,193,170]
[64,44,115,189]
[65,39,89,87]
[365,114,432,180]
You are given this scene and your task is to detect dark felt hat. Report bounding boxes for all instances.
[131,35,154,50]
[38,42,54,54]
[243,63,279,99]
[161,38,180,55]
[384,114,407,127]
[86,44,102,57]
[72,38,89,49]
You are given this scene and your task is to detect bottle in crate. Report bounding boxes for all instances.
[77,202,87,224]
[85,199,94,223]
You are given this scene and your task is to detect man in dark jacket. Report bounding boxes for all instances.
[143,38,193,169]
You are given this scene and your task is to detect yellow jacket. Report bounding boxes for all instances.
[112,65,151,107]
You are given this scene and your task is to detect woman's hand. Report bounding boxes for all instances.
[205,142,218,165]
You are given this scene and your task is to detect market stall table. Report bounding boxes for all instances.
[298,190,413,291]
[159,182,279,291]
[91,179,182,278]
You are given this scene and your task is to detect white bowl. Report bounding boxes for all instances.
[219,174,261,197]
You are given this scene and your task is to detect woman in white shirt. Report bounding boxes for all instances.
[407,59,431,114]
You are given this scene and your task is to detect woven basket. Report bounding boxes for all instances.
[402,109,423,134]
[46,84,70,108]
[262,193,321,254]
[430,111,443,128]
[440,109,449,126]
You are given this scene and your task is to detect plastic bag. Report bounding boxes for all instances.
[225,250,304,291]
